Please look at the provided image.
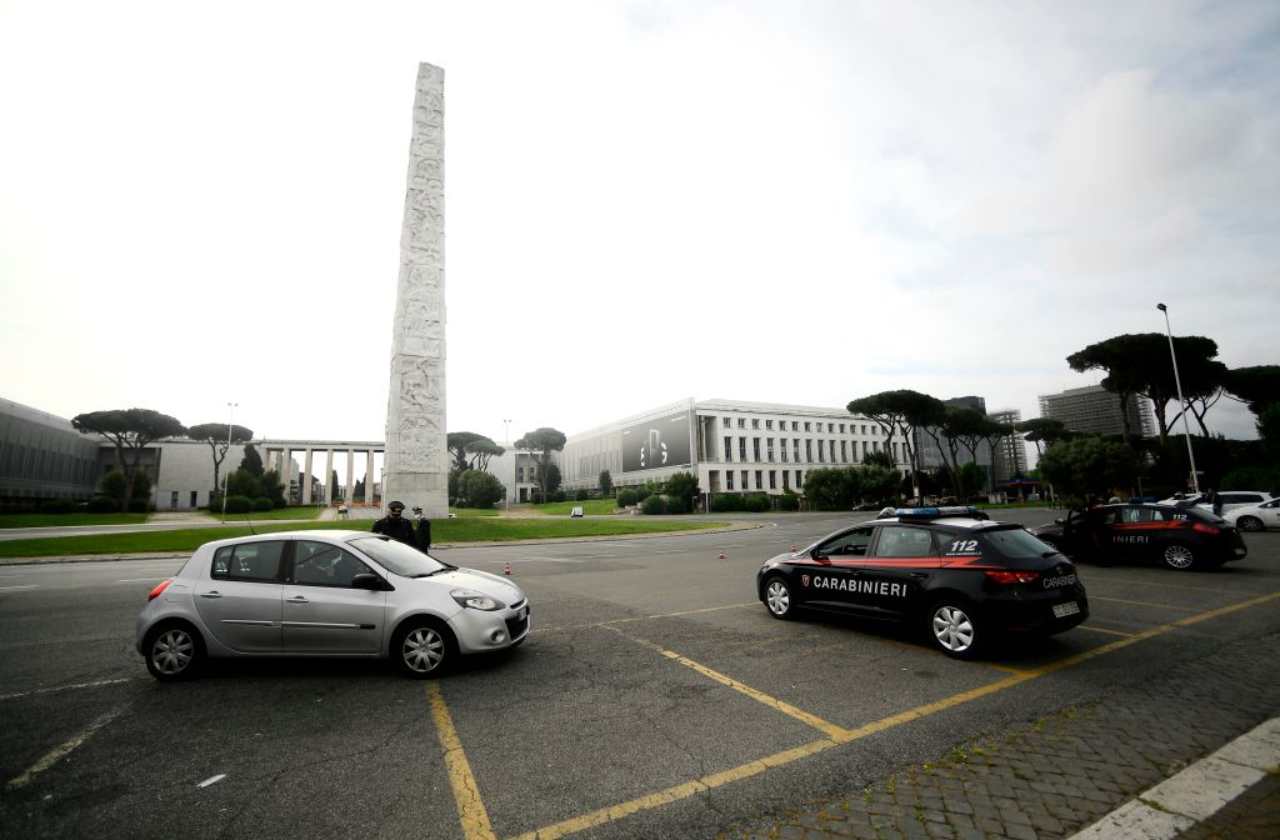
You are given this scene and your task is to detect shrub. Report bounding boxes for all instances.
[743,492,772,512]
[634,486,653,503]
[127,499,152,513]
[641,495,668,515]
[252,497,274,511]
[665,495,689,514]
[550,490,566,503]
[710,493,744,512]
[87,496,117,513]
[1221,466,1280,493]
[223,495,252,514]
[38,499,77,514]
[617,489,639,507]
[460,470,506,508]
[775,493,800,511]
[575,488,590,501]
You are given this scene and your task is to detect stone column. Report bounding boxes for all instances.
[324,448,334,505]
[302,449,314,504]
[280,448,291,501]
[345,450,354,505]
[383,62,448,518]
[366,450,376,505]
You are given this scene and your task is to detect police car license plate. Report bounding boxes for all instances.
[1052,601,1080,619]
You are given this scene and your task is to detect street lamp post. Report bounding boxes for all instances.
[503,418,512,512]
[1156,304,1200,494]
[221,402,238,517]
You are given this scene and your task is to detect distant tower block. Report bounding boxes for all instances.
[383,62,448,518]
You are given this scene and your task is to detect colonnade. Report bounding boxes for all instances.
[258,441,384,506]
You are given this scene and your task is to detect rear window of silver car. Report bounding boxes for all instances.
[349,536,450,577]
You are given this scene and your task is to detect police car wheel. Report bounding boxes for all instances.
[764,577,793,620]
[1237,516,1264,532]
[926,601,981,659]
[1162,544,1196,571]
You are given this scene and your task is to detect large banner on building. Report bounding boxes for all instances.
[621,412,691,473]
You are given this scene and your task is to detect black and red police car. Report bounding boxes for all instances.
[1030,503,1247,571]
[756,507,1088,659]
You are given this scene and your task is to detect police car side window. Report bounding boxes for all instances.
[873,526,935,558]
[821,528,872,556]
[1098,510,1122,526]
[1120,508,1143,523]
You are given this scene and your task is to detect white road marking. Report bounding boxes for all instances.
[1068,716,1280,839]
[116,578,163,583]
[0,678,135,703]
[197,773,227,788]
[0,584,38,592]
[6,705,126,789]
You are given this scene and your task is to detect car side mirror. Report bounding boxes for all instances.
[811,550,826,562]
[1054,518,1065,525]
[351,573,386,591]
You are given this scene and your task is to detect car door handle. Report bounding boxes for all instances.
[200,591,222,599]
[287,596,310,604]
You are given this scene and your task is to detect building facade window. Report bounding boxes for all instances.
[841,441,847,462]
[780,440,788,462]
[793,439,801,461]
[766,438,775,462]
[804,422,811,432]
[768,470,777,489]
[817,440,825,463]
[737,418,745,429]
[765,420,773,430]
[805,440,812,462]
[741,470,749,489]
[782,471,790,490]
[753,438,761,461]
[755,470,763,489]
[709,470,720,492]
[752,419,760,429]
[739,438,747,461]
[791,421,799,431]
[726,471,734,490]
[796,470,803,486]
[723,417,732,427]
[723,436,733,462]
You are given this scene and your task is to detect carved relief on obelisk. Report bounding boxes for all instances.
[383,62,448,517]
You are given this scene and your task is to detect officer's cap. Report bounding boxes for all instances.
[388,500,405,511]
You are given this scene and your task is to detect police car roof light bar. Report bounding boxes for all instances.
[893,506,983,520]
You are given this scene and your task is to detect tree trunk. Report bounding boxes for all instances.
[1152,398,1169,448]
[1118,392,1134,444]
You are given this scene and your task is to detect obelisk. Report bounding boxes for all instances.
[383,62,447,518]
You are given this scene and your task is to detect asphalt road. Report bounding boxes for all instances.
[1,509,1278,840]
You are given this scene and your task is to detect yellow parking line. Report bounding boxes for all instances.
[1076,625,1136,637]
[601,625,847,740]
[1089,595,1198,611]
[427,683,497,840]
[509,589,1280,840]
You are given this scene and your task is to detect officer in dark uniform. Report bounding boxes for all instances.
[413,506,432,554]
[372,500,418,547]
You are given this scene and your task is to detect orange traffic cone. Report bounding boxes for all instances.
[718,552,726,560]
[503,562,512,576]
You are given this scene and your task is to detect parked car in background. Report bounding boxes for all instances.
[1032,503,1247,571]
[1224,498,1280,532]
[1155,491,1277,515]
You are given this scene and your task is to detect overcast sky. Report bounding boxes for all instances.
[2,0,1276,450]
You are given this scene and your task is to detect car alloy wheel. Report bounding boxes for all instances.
[1237,516,1264,533]
[930,604,978,657]
[401,626,447,675]
[765,578,792,619]
[1163,544,1196,570]
[147,625,200,680]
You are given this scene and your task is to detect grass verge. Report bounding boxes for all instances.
[213,506,326,522]
[526,499,621,516]
[448,508,500,518]
[0,518,728,558]
[0,513,150,529]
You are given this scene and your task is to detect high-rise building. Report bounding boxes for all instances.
[1038,385,1156,438]
[988,408,1027,484]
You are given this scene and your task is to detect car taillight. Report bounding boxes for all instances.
[1192,522,1220,535]
[147,579,173,601]
[985,570,1041,585]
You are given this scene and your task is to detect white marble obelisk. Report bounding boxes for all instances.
[383,62,448,517]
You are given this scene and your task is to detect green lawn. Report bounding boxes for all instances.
[526,499,621,516]
[0,513,150,529]
[448,508,500,518]
[213,506,326,522]
[0,518,727,558]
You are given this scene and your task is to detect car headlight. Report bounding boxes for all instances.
[450,589,505,611]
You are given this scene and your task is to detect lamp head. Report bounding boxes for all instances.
[1157,303,1167,312]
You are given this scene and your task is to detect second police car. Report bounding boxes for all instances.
[1031,502,1248,570]
[756,507,1088,659]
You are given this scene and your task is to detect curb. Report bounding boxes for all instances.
[1067,716,1280,839]
[0,522,762,567]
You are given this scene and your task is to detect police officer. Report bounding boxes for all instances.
[372,500,418,547]
[413,506,432,554]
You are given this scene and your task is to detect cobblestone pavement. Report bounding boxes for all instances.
[728,630,1280,840]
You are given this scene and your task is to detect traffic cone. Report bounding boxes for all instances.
[718,551,726,560]
[503,562,512,576]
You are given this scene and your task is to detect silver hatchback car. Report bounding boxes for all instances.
[136,530,529,680]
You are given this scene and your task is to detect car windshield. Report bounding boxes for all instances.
[981,526,1059,559]
[348,536,452,577]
